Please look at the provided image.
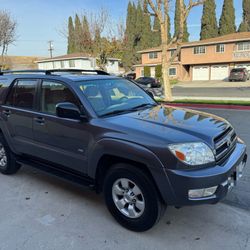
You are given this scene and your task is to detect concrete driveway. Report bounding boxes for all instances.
[0,109,249,250]
[0,167,250,250]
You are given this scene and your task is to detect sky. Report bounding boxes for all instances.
[1,0,244,57]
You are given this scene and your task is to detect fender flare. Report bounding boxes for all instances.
[88,138,177,204]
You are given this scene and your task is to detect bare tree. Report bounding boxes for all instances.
[0,10,17,68]
[144,0,205,101]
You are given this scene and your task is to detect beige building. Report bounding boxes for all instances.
[135,32,250,81]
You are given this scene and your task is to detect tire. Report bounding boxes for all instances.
[0,134,21,175]
[103,163,166,232]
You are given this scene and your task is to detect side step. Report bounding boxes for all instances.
[17,158,95,190]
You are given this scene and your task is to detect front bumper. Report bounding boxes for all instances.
[166,142,247,206]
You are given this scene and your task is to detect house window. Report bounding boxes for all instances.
[216,44,225,53]
[169,67,177,76]
[60,61,65,68]
[193,46,206,54]
[237,42,250,51]
[170,50,175,57]
[69,60,75,68]
[149,52,158,59]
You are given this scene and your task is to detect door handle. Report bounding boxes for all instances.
[34,117,45,125]
[3,109,11,116]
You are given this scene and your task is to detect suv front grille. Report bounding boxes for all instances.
[214,126,237,164]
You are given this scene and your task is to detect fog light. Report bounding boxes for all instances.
[188,186,218,199]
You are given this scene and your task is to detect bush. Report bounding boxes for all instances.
[144,66,151,77]
[155,65,162,79]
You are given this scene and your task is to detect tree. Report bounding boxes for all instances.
[200,0,218,39]
[219,0,236,35]
[74,14,83,52]
[67,16,75,54]
[174,0,189,42]
[144,0,205,101]
[123,2,138,70]
[238,0,250,32]
[152,17,161,47]
[81,16,92,53]
[0,10,17,68]
[140,3,153,50]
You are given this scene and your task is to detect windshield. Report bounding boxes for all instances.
[77,78,156,116]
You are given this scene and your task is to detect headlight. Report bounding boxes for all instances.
[168,142,215,166]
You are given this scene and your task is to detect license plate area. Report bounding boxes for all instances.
[227,160,246,191]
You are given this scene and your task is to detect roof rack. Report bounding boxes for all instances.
[0,69,110,76]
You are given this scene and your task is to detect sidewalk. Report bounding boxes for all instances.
[175,80,250,88]
[173,96,250,101]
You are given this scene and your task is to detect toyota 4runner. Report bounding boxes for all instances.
[0,70,247,232]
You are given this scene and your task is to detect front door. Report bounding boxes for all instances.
[32,80,90,174]
[1,79,38,154]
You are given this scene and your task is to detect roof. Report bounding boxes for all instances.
[0,73,119,82]
[137,32,250,53]
[36,53,121,63]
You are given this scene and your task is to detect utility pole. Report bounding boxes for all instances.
[48,40,54,58]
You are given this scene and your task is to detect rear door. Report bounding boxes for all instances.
[1,79,38,154]
[32,80,91,173]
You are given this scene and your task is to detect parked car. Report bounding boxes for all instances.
[135,76,161,88]
[229,68,249,82]
[0,69,247,232]
[124,72,136,80]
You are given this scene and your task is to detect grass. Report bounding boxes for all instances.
[158,99,250,106]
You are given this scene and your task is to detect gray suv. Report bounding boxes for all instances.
[0,70,247,231]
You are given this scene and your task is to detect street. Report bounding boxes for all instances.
[197,108,250,210]
[0,108,249,250]
[173,86,250,98]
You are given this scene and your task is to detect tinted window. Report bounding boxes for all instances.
[0,78,11,105]
[41,81,78,115]
[6,79,37,109]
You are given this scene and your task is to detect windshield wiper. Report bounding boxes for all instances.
[130,103,157,111]
[100,103,157,118]
[100,109,132,117]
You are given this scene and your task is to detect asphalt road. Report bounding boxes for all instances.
[173,86,250,98]
[195,108,250,210]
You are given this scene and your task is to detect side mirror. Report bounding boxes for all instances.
[56,102,87,121]
[146,90,154,99]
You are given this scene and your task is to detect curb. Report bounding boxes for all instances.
[165,103,250,111]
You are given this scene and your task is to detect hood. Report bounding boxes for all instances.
[101,104,230,147]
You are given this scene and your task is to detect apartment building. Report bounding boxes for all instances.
[135,32,250,81]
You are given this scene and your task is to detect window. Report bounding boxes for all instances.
[149,52,158,59]
[60,61,65,68]
[78,79,155,116]
[69,60,75,68]
[41,81,78,115]
[6,80,37,109]
[216,44,225,53]
[170,50,175,57]
[193,46,206,54]
[237,42,250,51]
[169,68,177,76]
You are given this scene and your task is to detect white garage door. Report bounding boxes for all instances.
[193,66,209,81]
[211,65,229,80]
[235,64,250,71]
